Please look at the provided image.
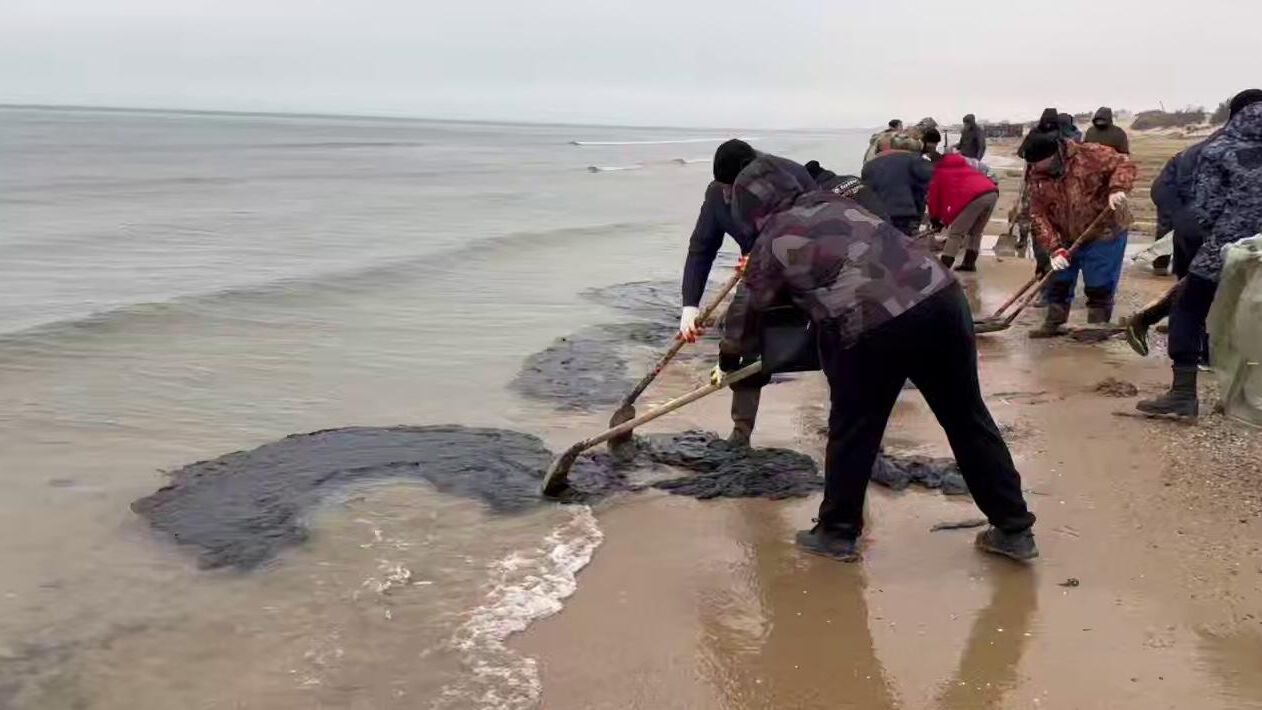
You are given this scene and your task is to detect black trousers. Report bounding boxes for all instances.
[1167,273,1218,368]
[816,284,1035,539]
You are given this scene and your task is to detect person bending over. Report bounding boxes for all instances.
[719,153,1037,562]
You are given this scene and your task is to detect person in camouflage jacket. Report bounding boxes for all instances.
[1138,93,1262,420]
[719,154,1037,563]
[1024,135,1137,333]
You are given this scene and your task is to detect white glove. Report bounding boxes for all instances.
[679,306,701,342]
[1108,192,1128,211]
[1050,248,1071,271]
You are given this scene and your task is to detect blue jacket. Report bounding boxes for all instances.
[860,151,934,220]
[1191,102,1262,280]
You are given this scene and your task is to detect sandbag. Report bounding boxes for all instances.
[1207,234,1262,425]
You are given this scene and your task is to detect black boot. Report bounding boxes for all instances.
[1084,286,1113,325]
[1136,366,1199,419]
[1087,306,1112,324]
[795,524,860,562]
[975,527,1039,561]
[940,254,956,269]
[1028,303,1069,339]
[955,249,979,272]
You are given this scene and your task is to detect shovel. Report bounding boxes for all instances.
[542,362,764,498]
[973,210,1112,334]
[605,266,744,455]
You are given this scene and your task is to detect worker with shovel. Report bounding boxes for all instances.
[720,153,1038,562]
[1023,132,1137,337]
[678,139,811,446]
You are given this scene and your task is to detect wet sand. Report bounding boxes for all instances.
[515,256,1262,709]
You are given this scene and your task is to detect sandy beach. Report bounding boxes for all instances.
[515,136,1262,709]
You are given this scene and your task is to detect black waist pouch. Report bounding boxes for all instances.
[758,305,820,374]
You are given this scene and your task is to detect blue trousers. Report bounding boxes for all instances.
[1046,231,1128,308]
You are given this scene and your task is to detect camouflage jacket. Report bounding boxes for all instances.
[1192,102,1262,280]
[731,155,954,350]
[1028,142,1137,253]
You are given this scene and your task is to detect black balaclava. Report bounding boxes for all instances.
[713,139,756,184]
[1229,89,1262,117]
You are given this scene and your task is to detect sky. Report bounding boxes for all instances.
[1,0,1258,129]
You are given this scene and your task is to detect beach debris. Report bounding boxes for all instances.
[132,426,821,570]
[931,518,988,532]
[1059,578,1081,588]
[871,453,970,496]
[1095,377,1140,397]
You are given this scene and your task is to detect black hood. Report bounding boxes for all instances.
[963,114,976,125]
[1037,108,1059,132]
[1093,107,1114,127]
[730,155,817,234]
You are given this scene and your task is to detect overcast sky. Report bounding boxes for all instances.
[1,0,1258,129]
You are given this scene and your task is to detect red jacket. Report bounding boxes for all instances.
[926,154,997,226]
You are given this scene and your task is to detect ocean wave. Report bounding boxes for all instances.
[571,137,740,146]
[670,158,708,165]
[434,506,603,710]
[586,164,643,173]
[0,221,665,344]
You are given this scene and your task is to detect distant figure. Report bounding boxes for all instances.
[1137,92,1262,419]
[861,145,935,236]
[1023,133,1137,337]
[866,117,938,163]
[1083,107,1130,154]
[1017,108,1061,159]
[921,128,944,164]
[804,160,890,220]
[956,114,987,159]
[1057,113,1083,143]
[864,119,904,163]
[928,154,1000,272]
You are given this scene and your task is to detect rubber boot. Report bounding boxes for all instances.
[1028,303,1069,339]
[728,387,760,448]
[1136,366,1199,419]
[955,249,979,272]
[940,254,956,269]
[1086,305,1112,324]
[1084,286,1113,325]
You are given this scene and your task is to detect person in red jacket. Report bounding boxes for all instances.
[927,154,999,271]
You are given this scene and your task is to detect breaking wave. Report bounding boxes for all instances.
[432,506,603,710]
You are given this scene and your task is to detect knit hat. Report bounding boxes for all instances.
[803,160,823,179]
[1023,132,1060,164]
[1229,89,1262,117]
[713,139,756,184]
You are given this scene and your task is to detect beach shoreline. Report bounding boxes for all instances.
[513,134,1262,709]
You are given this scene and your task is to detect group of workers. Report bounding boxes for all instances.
[671,89,1262,563]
